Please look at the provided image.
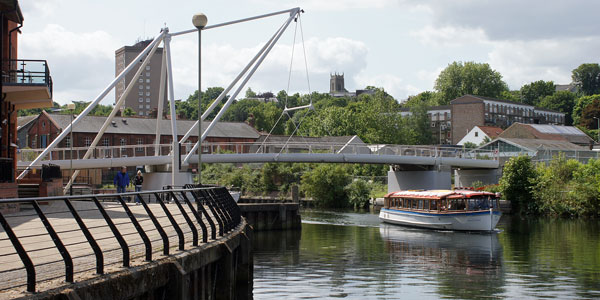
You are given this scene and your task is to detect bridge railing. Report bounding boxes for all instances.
[0,186,241,293]
[18,142,498,162]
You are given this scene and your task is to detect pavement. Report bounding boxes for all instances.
[0,198,221,298]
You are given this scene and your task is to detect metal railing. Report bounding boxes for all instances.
[3,59,53,97]
[0,186,241,293]
[17,142,499,162]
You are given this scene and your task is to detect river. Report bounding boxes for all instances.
[252,209,600,299]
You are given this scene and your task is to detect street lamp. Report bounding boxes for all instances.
[67,103,75,195]
[192,13,207,186]
[594,117,600,143]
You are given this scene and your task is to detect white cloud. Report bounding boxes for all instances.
[354,72,419,100]
[251,0,399,11]
[19,24,119,104]
[410,26,487,47]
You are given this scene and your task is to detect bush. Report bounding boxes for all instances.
[346,179,372,209]
[301,164,350,208]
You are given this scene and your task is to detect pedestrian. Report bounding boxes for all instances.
[114,166,130,195]
[134,170,144,204]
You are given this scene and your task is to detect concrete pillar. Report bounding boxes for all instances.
[454,168,500,188]
[291,185,299,203]
[388,165,451,193]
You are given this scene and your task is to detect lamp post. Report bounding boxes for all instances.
[594,117,600,143]
[67,103,75,195]
[192,13,207,186]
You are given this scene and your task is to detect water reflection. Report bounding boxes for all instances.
[380,224,505,299]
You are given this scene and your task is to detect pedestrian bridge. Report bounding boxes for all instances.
[17,142,499,170]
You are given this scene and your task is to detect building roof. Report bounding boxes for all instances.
[477,126,503,138]
[497,138,588,151]
[499,123,593,145]
[46,114,260,139]
[555,83,578,93]
[451,95,564,114]
[255,135,362,145]
[17,115,38,130]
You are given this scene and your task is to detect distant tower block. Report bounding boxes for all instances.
[330,73,345,94]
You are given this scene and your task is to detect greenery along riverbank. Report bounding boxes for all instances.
[499,155,600,217]
[202,162,388,209]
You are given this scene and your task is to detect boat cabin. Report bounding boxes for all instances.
[383,190,500,213]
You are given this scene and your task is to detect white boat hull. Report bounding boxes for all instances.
[379,208,501,231]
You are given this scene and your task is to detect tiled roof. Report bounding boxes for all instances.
[477,126,503,138]
[46,114,260,139]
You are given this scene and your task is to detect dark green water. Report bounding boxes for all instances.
[252,209,600,299]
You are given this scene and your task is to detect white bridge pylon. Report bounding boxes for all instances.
[17,8,303,194]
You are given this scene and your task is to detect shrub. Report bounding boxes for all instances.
[346,179,372,209]
[499,155,537,214]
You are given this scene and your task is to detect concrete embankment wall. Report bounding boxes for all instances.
[24,220,253,300]
[239,203,302,231]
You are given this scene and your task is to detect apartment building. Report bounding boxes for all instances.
[115,39,167,117]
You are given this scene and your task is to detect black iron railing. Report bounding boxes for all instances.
[0,186,241,293]
[3,59,53,97]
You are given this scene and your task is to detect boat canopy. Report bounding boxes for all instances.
[386,189,498,200]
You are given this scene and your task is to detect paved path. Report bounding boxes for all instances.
[0,199,221,298]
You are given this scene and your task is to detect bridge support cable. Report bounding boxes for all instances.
[18,30,166,180]
[182,9,301,166]
[154,44,168,157]
[63,32,165,193]
[258,13,316,154]
[178,13,292,147]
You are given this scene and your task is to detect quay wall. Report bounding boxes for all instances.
[239,203,301,231]
[23,220,253,300]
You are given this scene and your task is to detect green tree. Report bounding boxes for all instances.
[499,155,537,214]
[403,91,439,107]
[249,102,284,133]
[301,164,350,208]
[245,87,257,98]
[520,80,555,106]
[346,179,372,209]
[538,91,577,125]
[572,63,600,96]
[122,107,136,116]
[434,61,508,105]
[572,94,600,125]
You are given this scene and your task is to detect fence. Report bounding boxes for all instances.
[0,186,241,293]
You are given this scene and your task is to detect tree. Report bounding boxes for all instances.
[245,87,257,98]
[249,102,284,133]
[520,80,555,106]
[573,94,600,125]
[434,61,508,105]
[538,91,577,125]
[579,99,600,129]
[122,107,136,116]
[499,155,537,214]
[301,164,350,208]
[403,91,439,107]
[572,63,600,96]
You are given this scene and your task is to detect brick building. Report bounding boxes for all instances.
[19,112,260,185]
[1,0,53,201]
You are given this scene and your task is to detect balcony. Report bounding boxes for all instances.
[2,59,53,109]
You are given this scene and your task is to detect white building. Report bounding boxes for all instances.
[457,126,503,146]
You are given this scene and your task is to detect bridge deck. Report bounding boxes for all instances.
[0,200,221,298]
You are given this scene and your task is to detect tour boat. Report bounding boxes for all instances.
[379,189,502,231]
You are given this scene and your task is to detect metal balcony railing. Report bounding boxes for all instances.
[0,186,241,293]
[3,59,53,97]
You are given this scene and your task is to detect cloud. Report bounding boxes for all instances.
[19,24,119,104]
[170,35,369,100]
[354,73,419,100]
[251,0,399,11]
[410,26,487,47]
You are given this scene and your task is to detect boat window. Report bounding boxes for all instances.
[418,200,423,210]
[431,199,437,210]
[411,199,418,209]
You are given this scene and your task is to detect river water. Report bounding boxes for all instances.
[252,209,600,299]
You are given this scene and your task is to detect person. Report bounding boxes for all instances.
[134,170,144,204]
[114,166,130,195]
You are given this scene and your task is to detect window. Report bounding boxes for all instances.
[146,91,151,96]
[31,139,36,148]
[84,137,92,147]
[139,104,143,109]
[102,137,110,146]
[138,97,143,102]
[475,132,479,137]
[120,138,126,147]
[138,111,143,116]
[138,91,143,96]
[146,104,150,109]
[146,66,150,70]
[146,98,151,103]
[146,85,150,89]
[65,136,71,147]
[146,79,150,83]
[139,85,143,90]
[138,78,143,83]
[146,72,150,77]
[431,122,436,127]
[136,138,144,152]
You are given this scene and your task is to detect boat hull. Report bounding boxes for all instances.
[379,208,501,231]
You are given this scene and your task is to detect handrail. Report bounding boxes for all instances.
[0,186,241,293]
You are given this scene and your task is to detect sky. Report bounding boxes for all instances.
[18,0,600,105]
